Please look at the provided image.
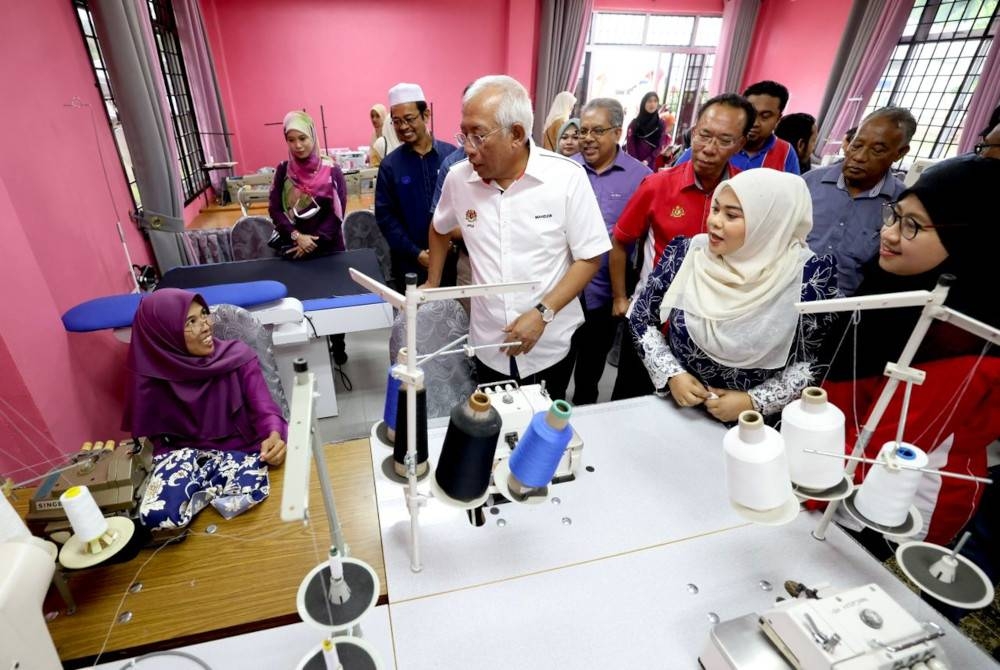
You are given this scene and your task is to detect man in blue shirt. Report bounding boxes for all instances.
[376,82,457,289]
[570,98,651,405]
[805,107,915,295]
[673,80,799,174]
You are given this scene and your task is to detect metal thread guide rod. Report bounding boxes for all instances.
[349,267,538,572]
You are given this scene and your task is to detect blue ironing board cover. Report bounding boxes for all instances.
[61,280,288,332]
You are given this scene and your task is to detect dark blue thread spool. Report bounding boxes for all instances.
[435,392,502,502]
[508,400,573,498]
[382,365,402,442]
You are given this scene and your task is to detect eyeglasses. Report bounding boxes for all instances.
[391,114,422,129]
[881,203,933,240]
[974,142,1000,155]
[692,130,739,149]
[578,126,620,139]
[184,308,212,332]
[455,127,504,149]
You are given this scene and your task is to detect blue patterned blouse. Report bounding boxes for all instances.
[628,236,838,415]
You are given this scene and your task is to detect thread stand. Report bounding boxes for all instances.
[796,276,1000,542]
[896,532,995,610]
[350,268,538,573]
[279,359,382,668]
[791,475,854,502]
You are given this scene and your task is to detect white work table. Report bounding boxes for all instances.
[372,396,997,669]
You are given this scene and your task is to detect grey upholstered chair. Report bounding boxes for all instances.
[343,210,392,283]
[210,304,288,417]
[388,299,475,419]
[230,216,279,261]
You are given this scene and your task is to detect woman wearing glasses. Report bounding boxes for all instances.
[268,110,347,259]
[818,155,1000,557]
[628,168,837,423]
[123,289,287,533]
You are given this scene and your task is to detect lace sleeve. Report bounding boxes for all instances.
[628,237,690,390]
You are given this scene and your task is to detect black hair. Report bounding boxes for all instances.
[774,112,816,148]
[844,126,857,143]
[697,94,757,137]
[415,101,428,115]
[742,80,790,112]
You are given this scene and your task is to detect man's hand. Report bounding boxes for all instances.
[417,249,430,268]
[667,373,710,408]
[612,296,631,318]
[501,309,546,357]
[260,431,286,466]
[705,388,754,423]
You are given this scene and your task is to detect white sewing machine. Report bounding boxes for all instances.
[477,382,583,484]
[700,583,950,670]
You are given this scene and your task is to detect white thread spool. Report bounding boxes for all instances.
[854,442,929,527]
[0,492,31,543]
[59,485,108,543]
[322,638,342,670]
[723,411,793,511]
[781,387,845,490]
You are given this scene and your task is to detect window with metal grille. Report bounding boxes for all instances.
[147,0,208,203]
[864,0,999,169]
[72,0,141,210]
[576,12,722,141]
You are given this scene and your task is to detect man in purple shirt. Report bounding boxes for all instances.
[570,98,652,404]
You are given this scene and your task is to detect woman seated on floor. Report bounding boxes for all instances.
[123,289,287,532]
[628,168,837,423]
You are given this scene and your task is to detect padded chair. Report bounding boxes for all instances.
[231,216,279,261]
[343,210,392,284]
[389,299,476,419]
[211,303,289,417]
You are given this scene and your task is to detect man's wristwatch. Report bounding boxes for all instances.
[290,230,301,241]
[535,302,555,323]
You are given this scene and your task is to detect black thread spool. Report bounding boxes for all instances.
[435,392,502,503]
[392,348,428,478]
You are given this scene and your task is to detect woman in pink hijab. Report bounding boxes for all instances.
[268,111,348,259]
[124,289,287,532]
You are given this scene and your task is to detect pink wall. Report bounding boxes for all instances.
[201,0,541,173]
[0,2,152,477]
[742,0,853,116]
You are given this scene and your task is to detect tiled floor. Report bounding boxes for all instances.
[318,328,619,444]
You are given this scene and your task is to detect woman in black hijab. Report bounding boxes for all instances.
[625,91,669,170]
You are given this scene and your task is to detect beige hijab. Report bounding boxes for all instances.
[659,168,814,369]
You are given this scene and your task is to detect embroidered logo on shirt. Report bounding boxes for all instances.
[465,209,477,226]
[401,175,412,185]
[535,213,553,219]
[670,205,685,218]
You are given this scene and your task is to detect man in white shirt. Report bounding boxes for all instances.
[425,75,610,401]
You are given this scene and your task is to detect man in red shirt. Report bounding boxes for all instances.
[609,93,755,400]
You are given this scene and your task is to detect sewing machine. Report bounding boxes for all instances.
[25,437,153,541]
[700,583,950,670]
[478,382,583,483]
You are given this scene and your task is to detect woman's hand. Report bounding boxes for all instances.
[260,431,286,466]
[667,373,710,408]
[286,233,318,258]
[705,388,754,423]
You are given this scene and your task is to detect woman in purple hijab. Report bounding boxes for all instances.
[124,289,287,532]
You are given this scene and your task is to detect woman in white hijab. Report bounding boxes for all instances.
[368,103,389,167]
[541,91,577,151]
[627,168,838,422]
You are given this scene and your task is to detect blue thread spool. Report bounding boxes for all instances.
[508,400,573,499]
[382,365,402,443]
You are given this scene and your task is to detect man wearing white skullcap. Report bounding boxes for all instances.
[375,82,457,289]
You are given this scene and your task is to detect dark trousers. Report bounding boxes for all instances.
[475,352,575,403]
[611,326,654,400]
[570,303,618,405]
